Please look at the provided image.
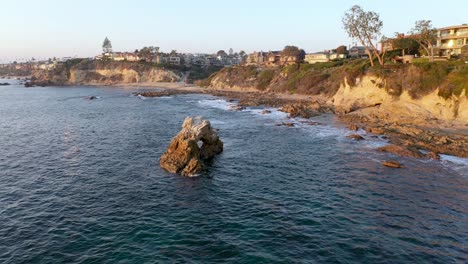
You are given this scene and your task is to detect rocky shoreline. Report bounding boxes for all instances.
[16,78,468,159]
[136,87,467,159]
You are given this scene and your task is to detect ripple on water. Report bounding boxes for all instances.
[0,86,466,263]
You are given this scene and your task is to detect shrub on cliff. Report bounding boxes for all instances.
[256,70,275,90]
[438,66,468,99]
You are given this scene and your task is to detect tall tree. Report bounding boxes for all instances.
[392,36,420,56]
[409,20,437,62]
[281,46,305,63]
[336,45,348,55]
[216,50,227,57]
[342,5,384,66]
[138,46,159,61]
[102,37,112,54]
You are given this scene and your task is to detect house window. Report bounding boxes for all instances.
[456,39,464,46]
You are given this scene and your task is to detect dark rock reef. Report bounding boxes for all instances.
[160,116,223,176]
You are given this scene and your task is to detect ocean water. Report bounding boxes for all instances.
[0,81,467,263]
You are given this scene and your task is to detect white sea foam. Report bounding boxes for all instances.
[198,99,237,110]
[245,108,289,120]
[439,155,468,174]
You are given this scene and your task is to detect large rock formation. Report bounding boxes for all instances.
[29,60,181,86]
[160,116,223,176]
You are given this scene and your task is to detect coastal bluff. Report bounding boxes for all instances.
[29,60,181,86]
[160,116,223,176]
[200,62,468,157]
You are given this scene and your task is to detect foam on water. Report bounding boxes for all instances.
[440,154,468,174]
[198,99,237,110]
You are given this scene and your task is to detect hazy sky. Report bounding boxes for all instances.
[1,0,467,62]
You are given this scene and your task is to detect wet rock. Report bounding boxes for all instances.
[280,103,320,118]
[347,134,365,141]
[159,116,223,177]
[377,144,425,158]
[426,151,441,160]
[24,80,50,87]
[365,127,385,135]
[348,124,359,131]
[300,121,322,126]
[0,83,10,86]
[261,109,272,114]
[383,160,403,168]
[276,122,295,127]
[86,96,98,100]
[133,90,194,97]
[229,105,245,111]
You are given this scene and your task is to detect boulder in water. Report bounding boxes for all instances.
[377,144,424,158]
[383,160,403,168]
[159,116,223,176]
[347,134,365,141]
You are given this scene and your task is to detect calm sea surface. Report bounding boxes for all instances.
[0,80,467,263]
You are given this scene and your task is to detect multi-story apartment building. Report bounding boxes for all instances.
[436,24,468,56]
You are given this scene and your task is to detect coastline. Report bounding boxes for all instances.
[118,81,467,158]
[14,80,468,158]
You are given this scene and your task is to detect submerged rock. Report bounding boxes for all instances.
[377,144,425,158]
[347,134,365,141]
[261,109,272,114]
[229,105,246,111]
[276,122,295,127]
[159,116,223,176]
[0,83,10,86]
[383,160,403,168]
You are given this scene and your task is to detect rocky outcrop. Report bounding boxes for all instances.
[29,60,181,86]
[280,103,322,118]
[160,117,223,176]
[377,144,425,158]
[331,76,468,124]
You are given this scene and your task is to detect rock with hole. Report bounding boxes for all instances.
[160,116,223,176]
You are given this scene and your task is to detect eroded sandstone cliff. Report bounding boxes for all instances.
[31,60,181,86]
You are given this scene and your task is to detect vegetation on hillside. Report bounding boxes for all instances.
[200,59,467,99]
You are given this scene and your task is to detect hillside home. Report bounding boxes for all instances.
[168,56,181,65]
[266,51,281,66]
[305,52,330,64]
[349,46,376,58]
[246,52,267,65]
[436,24,468,56]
